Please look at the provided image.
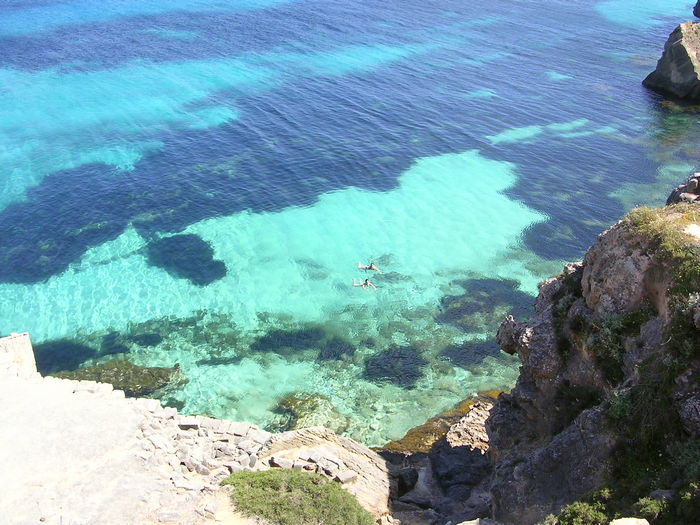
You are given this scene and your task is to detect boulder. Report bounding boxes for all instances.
[643,22,700,100]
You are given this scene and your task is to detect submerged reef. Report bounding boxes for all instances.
[270,393,350,434]
[317,336,356,361]
[439,339,501,369]
[249,326,326,354]
[145,234,226,286]
[53,360,184,398]
[363,345,428,388]
[436,278,533,332]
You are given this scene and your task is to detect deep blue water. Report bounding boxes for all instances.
[1,0,698,443]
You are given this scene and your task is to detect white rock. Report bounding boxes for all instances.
[334,470,358,483]
[228,421,252,436]
[177,416,199,430]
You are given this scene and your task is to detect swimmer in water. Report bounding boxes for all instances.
[358,261,382,273]
[352,278,377,290]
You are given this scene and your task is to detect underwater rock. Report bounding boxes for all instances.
[695,1,700,19]
[33,339,98,375]
[52,360,185,398]
[145,234,226,286]
[644,22,700,100]
[195,354,241,366]
[439,339,501,369]
[101,331,130,356]
[363,345,428,388]
[436,278,533,333]
[250,326,325,354]
[271,393,350,434]
[127,332,163,347]
[317,336,356,361]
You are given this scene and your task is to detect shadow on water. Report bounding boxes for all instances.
[33,339,100,375]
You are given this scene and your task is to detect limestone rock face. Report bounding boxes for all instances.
[489,407,616,525]
[581,223,655,315]
[487,215,698,525]
[644,22,700,100]
[376,396,497,524]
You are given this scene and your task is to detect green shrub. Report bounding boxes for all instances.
[626,204,700,297]
[633,497,668,521]
[663,296,700,364]
[669,439,700,482]
[550,267,584,360]
[587,306,653,385]
[556,501,608,525]
[221,469,375,525]
[607,391,632,422]
[677,482,700,520]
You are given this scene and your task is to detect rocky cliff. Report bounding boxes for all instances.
[487,200,700,524]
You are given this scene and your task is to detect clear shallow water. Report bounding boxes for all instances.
[1,0,699,445]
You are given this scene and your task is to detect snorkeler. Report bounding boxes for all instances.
[358,261,382,273]
[352,278,377,290]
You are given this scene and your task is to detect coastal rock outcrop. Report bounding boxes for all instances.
[377,394,498,524]
[666,171,700,204]
[643,22,700,100]
[486,201,700,524]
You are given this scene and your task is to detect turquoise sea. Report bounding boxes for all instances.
[1,0,699,445]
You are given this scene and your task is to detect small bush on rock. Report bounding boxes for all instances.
[633,497,668,521]
[677,481,700,521]
[554,501,607,525]
[221,469,374,525]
